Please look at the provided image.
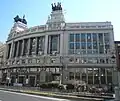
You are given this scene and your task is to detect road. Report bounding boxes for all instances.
[0,90,73,101]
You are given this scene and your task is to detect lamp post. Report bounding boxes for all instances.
[6,77,10,87]
[60,56,64,85]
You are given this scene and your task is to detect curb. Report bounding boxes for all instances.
[0,88,104,101]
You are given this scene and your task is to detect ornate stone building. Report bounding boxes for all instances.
[2,3,116,87]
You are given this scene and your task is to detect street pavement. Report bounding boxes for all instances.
[0,90,73,101]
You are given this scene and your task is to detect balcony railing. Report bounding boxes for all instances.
[5,55,116,68]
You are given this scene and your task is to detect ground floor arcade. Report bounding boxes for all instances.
[0,66,114,88]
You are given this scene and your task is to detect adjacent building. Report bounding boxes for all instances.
[113,41,120,87]
[115,41,120,71]
[0,42,6,83]
[1,3,116,88]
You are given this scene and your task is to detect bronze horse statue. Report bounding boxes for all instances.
[14,15,27,24]
[51,2,62,11]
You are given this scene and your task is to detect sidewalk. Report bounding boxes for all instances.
[0,86,114,101]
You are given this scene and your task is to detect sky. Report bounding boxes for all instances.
[0,0,120,43]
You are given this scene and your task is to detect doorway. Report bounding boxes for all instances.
[29,76,36,87]
[11,76,16,85]
[18,76,25,84]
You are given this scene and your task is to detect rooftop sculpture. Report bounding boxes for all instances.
[51,2,62,11]
[14,15,27,25]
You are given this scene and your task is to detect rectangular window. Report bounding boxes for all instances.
[75,43,80,49]
[75,72,80,80]
[51,43,57,51]
[75,34,80,42]
[94,68,99,84]
[18,41,22,56]
[24,39,29,55]
[87,33,91,42]
[93,42,97,49]
[69,72,74,80]
[88,68,93,84]
[98,33,103,43]
[92,33,97,42]
[87,42,92,49]
[69,43,74,49]
[70,34,74,42]
[104,33,109,41]
[13,42,18,57]
[81,42,86,49]
[50,35,58,51]
[99,46,104,54]
[37,36,45,52]
[81,33,86,42]
[104,33,110,51]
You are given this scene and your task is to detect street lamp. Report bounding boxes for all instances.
[60,56,66,85]
[60,56,63,85]
[6,77,11,87]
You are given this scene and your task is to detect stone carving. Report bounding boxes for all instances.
[14,15,27,24]
[51,2,62,11]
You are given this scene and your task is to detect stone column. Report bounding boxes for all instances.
[103,33,105,53]
[9,41,14,58]
[91,33,93,52]
[60,33,63,55]
[57,35,60,54]
[99,68,101,85]
[105,68,107,84]
[16,41,20,57]
[85,34,87,54]
[74,72,75,81]
[86,69,88,84]
[93,68,94,84]
[6,44,9,59]
[44,35,48,55]
[35,37,38,55]
[80,71,82,80]
[27,38,31,56]
[97,33,99,54]
[11,42,15,58]
[21,39,25,56]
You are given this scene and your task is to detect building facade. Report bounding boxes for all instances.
[0,42,6,83]
[115,41,120,71]
[113,41,120,87]
[2,3,116,87]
